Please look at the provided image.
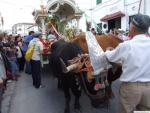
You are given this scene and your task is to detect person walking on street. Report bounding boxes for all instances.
[23,31,34,74]
[91,14,150,113]
[29,32,44,88]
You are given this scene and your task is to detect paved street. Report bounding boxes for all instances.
[8,70,120,113]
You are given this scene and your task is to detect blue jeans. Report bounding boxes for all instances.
[9,60,18,75]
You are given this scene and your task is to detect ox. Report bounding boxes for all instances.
[49,40,83,113]
[49,33,122,113]
[70,33,123,107]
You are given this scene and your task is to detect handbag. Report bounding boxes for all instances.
[25,44,35,62]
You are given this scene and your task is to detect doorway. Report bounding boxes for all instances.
[108,17,121,31]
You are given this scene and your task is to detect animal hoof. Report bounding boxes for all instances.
[64,108,70,113]
[74,109,82,113]
[74,103,81,109]
[91,101,99,108]
[74,103,81,113]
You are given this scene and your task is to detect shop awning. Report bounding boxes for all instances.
[100,11,125,21]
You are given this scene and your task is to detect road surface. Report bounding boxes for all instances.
[8,70,120,113]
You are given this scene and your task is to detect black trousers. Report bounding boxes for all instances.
[17,57,25,71]
[30,60,41,88]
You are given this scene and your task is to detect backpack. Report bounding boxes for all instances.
[25,44,35,62]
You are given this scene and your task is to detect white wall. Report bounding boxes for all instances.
[12,24,38,36]
[121,16,128,31]
[79,15,87,32]
[125,0,139,4]
[92,0,124,31]
[144,0,150,16]
[93,0,145,31]
[78,0,150,32]
[126,1,140,16]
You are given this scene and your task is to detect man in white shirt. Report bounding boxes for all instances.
[96,14,150,112]
[29,32,43,88]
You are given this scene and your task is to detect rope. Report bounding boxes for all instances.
[49,23,62,39]
[80,72,106,99]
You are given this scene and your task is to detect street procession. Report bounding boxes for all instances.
[0,0,150,113]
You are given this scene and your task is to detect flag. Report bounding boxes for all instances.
[85,31,109,76]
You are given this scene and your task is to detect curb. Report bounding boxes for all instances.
[1,81,17,113]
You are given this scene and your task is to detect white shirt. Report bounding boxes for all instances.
[118,34,129,41]
[48,34,56,39]
[16,46,22,58]
[29,38,43,61]
[105,34,150,82]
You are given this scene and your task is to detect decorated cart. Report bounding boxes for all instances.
[46,0,83,39]
[32,0,83,66]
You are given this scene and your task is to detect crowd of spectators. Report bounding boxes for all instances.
[0,31,39,112]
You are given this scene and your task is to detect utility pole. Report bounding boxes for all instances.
[138,0,142,14]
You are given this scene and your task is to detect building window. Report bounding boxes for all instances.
[97,0,102,5]
[97,23,102,34]
[108,17,121,31]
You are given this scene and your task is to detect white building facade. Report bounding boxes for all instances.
[83,0,150,33]
[12,23,39,36]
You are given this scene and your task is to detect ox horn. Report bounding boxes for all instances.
[60,58,79,73]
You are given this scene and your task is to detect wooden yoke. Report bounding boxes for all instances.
[70,32,122,81]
